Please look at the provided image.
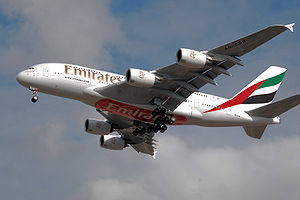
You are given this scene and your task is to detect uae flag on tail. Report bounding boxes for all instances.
[242,69,286,104]
[204,66,287,113]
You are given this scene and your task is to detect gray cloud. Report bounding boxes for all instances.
[73,135,300,200]
[0,0,124,74]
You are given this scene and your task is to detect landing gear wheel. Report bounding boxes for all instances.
[153,125,160,133]
[167,116,176,125]
[154,117,163,125]
[30,88,39,103]
[133,127,147,136]
[31,95,38,103]
[140,128,146,135]
[160,125,167,133]
[147,125,154,133]
[152,107,167,117]
[158,107,166,116]
[150,106,173,134]
[151,108,160,117]
[132,129,139,136]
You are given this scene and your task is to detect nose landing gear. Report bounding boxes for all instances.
[30,87,39,103]
[31,95,38,103]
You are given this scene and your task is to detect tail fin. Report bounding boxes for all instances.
[233,66,286,105]
[204,66,287,113]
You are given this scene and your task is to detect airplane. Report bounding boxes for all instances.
[16,23,300,158]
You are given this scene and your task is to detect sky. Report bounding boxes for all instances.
[0,0,300,199]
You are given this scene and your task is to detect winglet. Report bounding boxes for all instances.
[152,151,158,159]
[285,23,295,32]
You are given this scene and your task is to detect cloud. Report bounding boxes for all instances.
[0,0,124,74]
[86,179,159,200]
[74,135,300,200]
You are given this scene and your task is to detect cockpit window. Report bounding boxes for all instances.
[28,67,35,70]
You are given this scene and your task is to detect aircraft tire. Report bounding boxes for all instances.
[31,95,38,103]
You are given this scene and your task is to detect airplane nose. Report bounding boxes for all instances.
[16,71,29,87]
[16,71,24,83]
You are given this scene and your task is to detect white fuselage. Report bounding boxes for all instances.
[16,63,280,127]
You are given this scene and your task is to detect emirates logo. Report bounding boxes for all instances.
[139,71,145,79]
[190,51,196,59]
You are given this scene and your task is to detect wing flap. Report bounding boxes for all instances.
[117,128,157,157]
[131,142,157,157]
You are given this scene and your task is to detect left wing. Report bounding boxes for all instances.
[95,23,294,111]
[97,110,157,157]
[118,128,157,157]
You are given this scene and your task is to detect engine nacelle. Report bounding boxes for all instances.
[100,135,126,150]
[126,68,156,87]
[85,119,112,135]
[176,48,208,68]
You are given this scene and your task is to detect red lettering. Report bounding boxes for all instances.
[95,98,187,125]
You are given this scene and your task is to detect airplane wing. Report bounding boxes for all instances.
[95,23,294,111]
[208,23,294,56]
[118,128,157,157]
[97,110,157,157]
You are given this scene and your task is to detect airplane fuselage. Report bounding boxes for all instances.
[17,63,280,128]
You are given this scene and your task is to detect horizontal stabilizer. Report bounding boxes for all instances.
[243,125,267,139]
[247,94,300,118]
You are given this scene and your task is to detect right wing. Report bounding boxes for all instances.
[95,23,294,111]
[92,24,295,156]
[209,23,295,56]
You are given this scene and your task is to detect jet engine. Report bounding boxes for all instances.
[100,135,126,150]
[85,119,112,135]
[176,48,208,68]
[126,68,156,87]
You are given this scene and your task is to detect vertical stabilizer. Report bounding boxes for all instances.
[204,66,287,113]
[234,66,286,104]
[243,125,267,139]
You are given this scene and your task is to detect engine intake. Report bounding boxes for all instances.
[126,68,156,87]
[100,135,126,150]
[85,119,112,135]
[176,48,208,68]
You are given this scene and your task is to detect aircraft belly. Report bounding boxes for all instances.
[192,110,276,127]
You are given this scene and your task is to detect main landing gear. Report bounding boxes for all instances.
[30,87,38,103]
[132,106,176,136]
[151,107,176,133]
